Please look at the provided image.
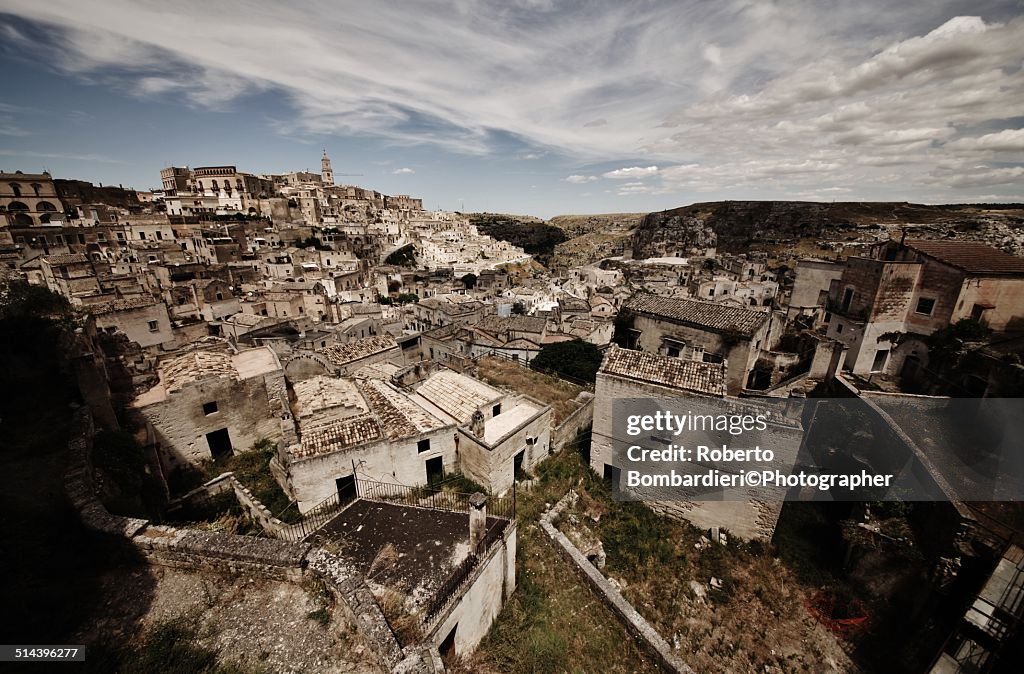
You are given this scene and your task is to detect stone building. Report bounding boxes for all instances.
[85,297,175,348]
[281,375,457,512]
[620,293,776,394]
[0,171,65,225]
[412,369,552,495]
[134,343,290,469]
[825,239,1024,375]
[590,346,799,540]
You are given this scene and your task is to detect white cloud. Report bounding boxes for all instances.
[393,167,415,174]
[602,166,659,179]
[947,128,1024,152]
[1,2,1022,201]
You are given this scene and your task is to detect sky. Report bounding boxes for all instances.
[1,0,1023,218]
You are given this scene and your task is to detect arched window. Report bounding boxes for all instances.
[31,183,41,197]
[211,179,219,191]
[39,213,51,224]
[197,181,203,191]
[236,179,243,190]
[36,201,56,212]
[9,183,21,197]
[12,212,32,226]
[7,201,28,211]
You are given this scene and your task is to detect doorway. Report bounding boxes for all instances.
[206,428,233,461]
[425,456,444,485]
[336,474,356,504]
[513,450,525,480]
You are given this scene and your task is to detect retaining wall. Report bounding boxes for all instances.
[539,491,695,674]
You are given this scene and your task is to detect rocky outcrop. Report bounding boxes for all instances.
[630,201,1024,259]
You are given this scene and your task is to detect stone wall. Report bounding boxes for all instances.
[551,394,594,451]
[540,493,694,674]
[65,408,442,673]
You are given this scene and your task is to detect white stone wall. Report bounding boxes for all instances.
[458,407,552,495]
[141,374,286,469]
[287,427,457,512]
[431,525,516,657]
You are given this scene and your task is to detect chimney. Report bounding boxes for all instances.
[469,492,487,552]
[470,408,485,438]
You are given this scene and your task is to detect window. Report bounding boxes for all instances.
[139,231,146,240]
[836,323,843,334]
[872,349,889,373]
[147,320,159,332]
[203,401,219,415]
[10,182,21,197]
[667,346,680,358]
[915,297,936,316]
[417,438,431,453]
[841,287,854,312]
[492,404,501,416]
[156,231,163,240]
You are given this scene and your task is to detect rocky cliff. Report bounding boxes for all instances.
[630,201,1024,259]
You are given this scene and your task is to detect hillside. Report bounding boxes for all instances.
[468,212,567,264]
[630,201,1024,261]
[547,212,645,238]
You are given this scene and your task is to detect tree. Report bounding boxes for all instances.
[461,273,478,289]
[511,301,527,315]
[531,340,603,383]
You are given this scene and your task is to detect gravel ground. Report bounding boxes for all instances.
[72,565,384,674]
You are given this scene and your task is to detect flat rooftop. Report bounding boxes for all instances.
[484,401,540,445]
[320,500,506,615]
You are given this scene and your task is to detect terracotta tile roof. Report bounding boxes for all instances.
[599,346,726,397]
[415,370,504,423]
[358,379,447,440]
[292,376,367,419]
[625,293,768,338]
[904,239,1024,275]
[160,348,237,392]
[321,335,398,366]
[294,414,382,458]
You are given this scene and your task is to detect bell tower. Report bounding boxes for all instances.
[321,149,334,186]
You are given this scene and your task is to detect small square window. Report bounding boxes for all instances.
[203,401,218,415]
[417,438,431,453]
[147,320,159,332]
[915,297,936,315]
[492,404,502,416]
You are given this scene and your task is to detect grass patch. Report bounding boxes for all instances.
[202,439,301,524]
[462,445,663,674]
[476,357,586,424]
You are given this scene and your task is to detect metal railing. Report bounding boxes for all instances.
[355,477,516,520]
[422,518,511,624]
[276,490,346,542]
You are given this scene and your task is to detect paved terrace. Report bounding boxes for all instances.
[318,500,507,613]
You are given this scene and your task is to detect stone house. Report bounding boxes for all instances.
[590,346,800,540]
[133,344,290,469]
[39,253,102,300]
[411,370,552,495]
[621,293,775,394]
[825,239,1024,375]
[280,375,458,512]
[85,296,175,348]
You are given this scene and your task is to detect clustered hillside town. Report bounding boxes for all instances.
[3,156,1023,673]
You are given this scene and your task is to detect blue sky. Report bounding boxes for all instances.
[1,1,1023,218]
